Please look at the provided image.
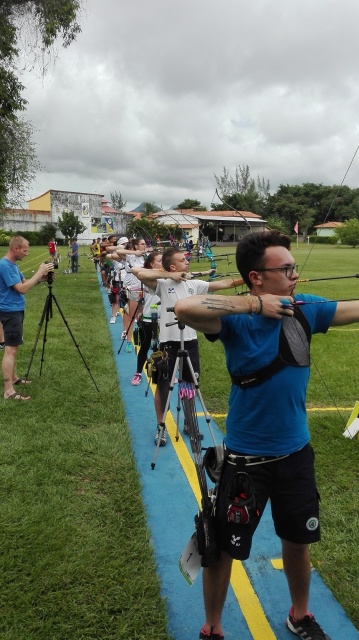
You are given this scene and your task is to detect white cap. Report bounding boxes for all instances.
[119,236,128,245]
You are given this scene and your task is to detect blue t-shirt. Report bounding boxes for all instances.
[0,258,25,312]
[214,293,337,456]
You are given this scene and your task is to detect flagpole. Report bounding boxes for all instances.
[294,221,299,249]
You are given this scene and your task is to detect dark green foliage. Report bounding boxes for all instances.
[57,210,86,240]
[0,0,82,209]
[175,198,207,211]
[39,221,58,243]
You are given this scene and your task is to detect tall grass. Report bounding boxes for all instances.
[0,243,358,635]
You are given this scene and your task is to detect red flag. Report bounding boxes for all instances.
[294,221,299,234]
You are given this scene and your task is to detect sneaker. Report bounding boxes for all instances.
[0,342,5,350]
[183,420,204,440]
[125,342,133,353]
[154,426,167,447]
[199,627,224,640]
[286,607,331,639]
[110,317,116,324]
[121,330,127,339]
[131,373,142,385]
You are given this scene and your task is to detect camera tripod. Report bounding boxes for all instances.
[151,308,216,470]
[24,280,99,391]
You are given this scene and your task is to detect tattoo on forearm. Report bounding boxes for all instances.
[201,297,237,312]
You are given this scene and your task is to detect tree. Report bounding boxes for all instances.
[265,216,290,235]
[214,164,270,214]
[175,198,206,211]
[0,0,82,209]
[142,202,159,217]
[334,219,359,248]
[40,222,58,243]
[0,118,41,209]
[57,211,86,241]
[110,190,127,212]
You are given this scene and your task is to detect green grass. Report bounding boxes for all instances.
[0,243,358,635]
[0,249,171,640]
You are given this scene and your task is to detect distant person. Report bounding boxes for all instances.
[47,238,57,262]
[92,237,101,272]
[71,237,79,273]
[0,236,54,400]
[136,247,243,446]
[130,251,162,385]
[109,238,147,352]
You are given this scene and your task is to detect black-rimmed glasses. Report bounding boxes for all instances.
[256,264,298,278]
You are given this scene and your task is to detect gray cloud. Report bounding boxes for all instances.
[20,0,359,210]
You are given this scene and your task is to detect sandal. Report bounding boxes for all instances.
[14,378,31,385]
[5,392,31,401]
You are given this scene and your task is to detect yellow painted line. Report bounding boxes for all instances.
[140,360,351,638]
[271,559,284,570]
[144,377,276,639]
[211,408,352,419]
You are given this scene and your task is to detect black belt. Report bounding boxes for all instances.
[226,451,289,466]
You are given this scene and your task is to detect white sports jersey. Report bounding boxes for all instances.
[154,278,209,342]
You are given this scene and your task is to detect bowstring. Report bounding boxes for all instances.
[293,143,359,424]
[299,143,359,276]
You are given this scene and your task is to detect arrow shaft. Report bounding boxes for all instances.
[298,274,359,282]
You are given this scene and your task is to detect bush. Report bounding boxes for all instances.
[0,229,12,245]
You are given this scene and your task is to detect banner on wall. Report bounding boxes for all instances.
[82,203,89,217]
[90,216,114,235]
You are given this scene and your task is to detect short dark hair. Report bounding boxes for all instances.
[236,230,291,288]
[162,247,183,271]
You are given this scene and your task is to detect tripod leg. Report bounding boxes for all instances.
[151,355,182,470]
[24,294,52,380]
[39,293,52,377]
[182,354,217,446]
[51,294,100,392]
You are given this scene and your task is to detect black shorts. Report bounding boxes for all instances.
[0,311,24,347]
[215,443,320,560]
[159,340,200,382]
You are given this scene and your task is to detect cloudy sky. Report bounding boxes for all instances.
[20,0,359,211]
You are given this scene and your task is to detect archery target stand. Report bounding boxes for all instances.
[343,400,359,438]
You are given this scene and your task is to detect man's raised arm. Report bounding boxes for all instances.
[174,293,294,334]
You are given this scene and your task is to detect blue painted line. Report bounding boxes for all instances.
[99,278,359,640]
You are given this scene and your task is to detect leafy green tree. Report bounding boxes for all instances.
[0,0,82,209]
[268,183,359,232]
[40,222,58,243]
[142,202,159,217]
[175,198,206,211]
[57,211,86,241]
[0,118,41,210]
[213,164,270,214]
[265,216,290,234]
[110,190,127,212]
[334,219,359,247]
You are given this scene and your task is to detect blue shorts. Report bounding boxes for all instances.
[0,311,24,347]
[215,443,320,560]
